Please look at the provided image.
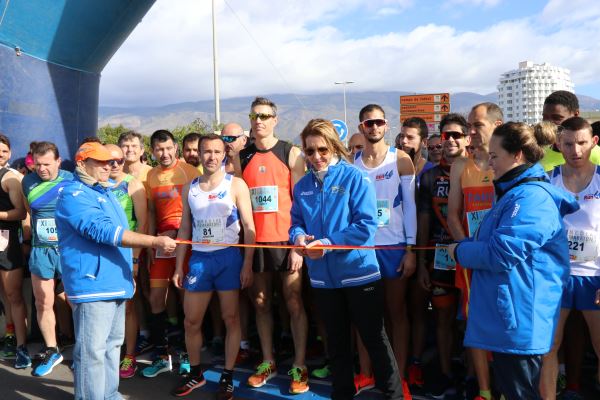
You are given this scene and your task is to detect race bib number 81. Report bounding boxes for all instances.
[193,218,225,244]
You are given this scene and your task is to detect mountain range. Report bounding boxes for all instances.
[99,91,600,143]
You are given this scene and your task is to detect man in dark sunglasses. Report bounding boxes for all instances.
[426,134,443,164]
[236,97,309,394]
[221,122,247,174]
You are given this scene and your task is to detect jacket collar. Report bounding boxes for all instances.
[493,163,547,199]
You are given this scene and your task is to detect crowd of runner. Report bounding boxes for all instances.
[0,91,599,400]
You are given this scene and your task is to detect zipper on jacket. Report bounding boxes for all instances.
[316,171,335,287]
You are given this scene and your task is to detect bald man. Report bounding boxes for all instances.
[221,123,248,174]
[106,144,149,378]
[348,133,366,156]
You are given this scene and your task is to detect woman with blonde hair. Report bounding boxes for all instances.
[290,119,404,399]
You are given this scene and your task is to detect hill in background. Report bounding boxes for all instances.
[99,91,600,143]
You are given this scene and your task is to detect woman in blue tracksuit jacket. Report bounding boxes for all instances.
[290,119,403,400]
[448,122,579,400]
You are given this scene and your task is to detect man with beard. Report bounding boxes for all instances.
[416,114,470,397]
[447,102,502,400]
[354,104,416,394]
[142,130,200,378]
[182,132,202,172]
[399,117,434,181]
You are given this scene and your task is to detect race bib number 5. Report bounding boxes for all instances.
[36,218,58,242]
[250,186,278,213]
[567,229,600,262]
[376,199,391,227]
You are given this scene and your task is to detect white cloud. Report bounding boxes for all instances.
[99,0,600,107]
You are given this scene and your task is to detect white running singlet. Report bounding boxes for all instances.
[551,165,600,276]
[354,146,407,245]
[188,174,241,252]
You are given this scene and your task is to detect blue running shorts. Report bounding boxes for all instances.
[184,247,243,292]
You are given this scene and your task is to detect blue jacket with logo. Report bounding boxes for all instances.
[455,163,579,354]
[290,159,381,289]
[56,174,133,304]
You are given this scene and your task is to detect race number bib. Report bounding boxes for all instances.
[0,230,8,251]
[36,218,58,242]
[567,229,600,262]
[376,199,391,227]
[192,218,225,244]
[433,244,456,270]
[250,186,278,213]
[466,209,490,237]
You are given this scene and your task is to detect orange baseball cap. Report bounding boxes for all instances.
[75,142,116,162]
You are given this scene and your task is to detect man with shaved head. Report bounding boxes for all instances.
[221,123,247,174]
[106,144,149,378]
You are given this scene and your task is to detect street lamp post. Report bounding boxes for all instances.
[212,0,221,126]
[334,81,354,126]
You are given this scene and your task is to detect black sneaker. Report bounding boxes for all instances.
[217,376,234,400]
[172,375,206,397]
[428,374,456,399]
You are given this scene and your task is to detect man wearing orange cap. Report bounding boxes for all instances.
[56,141,178,400]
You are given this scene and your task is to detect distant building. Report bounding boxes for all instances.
[497,61,574,124]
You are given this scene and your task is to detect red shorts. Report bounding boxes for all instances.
[149,248,190,288]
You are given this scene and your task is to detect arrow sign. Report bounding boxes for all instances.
[400,93,451,105]
[331,119,348,141]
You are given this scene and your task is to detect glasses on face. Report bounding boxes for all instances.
[361,118,387,128]
[109,158,125,167]
[304,146,330,157]
[427,144,443,151]
[441,130,468,141]
[249,112,275,121]
[222,135,242,143]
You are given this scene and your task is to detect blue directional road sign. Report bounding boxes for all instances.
[331,119,348,142]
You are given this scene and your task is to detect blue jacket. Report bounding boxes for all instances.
[56,174,133,304]
[456,163,579,355]
[290,159,381,289]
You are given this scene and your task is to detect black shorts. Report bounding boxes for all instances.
[252,242,290,273]
[0,227,23,271]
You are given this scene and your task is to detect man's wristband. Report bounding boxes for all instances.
[405,245,413,251]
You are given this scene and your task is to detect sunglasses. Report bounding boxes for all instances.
[222,135,243,143]
[109,158,125,167]
[441,131,468,141]
[427,144,443,151]
[249,112,275,121]
[304,147,330,157]
[361,118,387,128]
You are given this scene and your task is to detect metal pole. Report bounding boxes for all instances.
[212,0,221,126]
[334,81,354,126]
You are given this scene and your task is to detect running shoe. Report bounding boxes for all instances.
[235,348,251,365]
[0,334,16,359]
[217,375,234,400]
[32,347,63,377]
[311,362,331,379]
[142,355,172,378]
[247,361,277,388]
[134,334,154,355]
[178,351,191,375]
[407,362,424,387]
[15,346,32,369]
[561,390,584,400]
[288,366,309,394]
[354,372,375,395]
[172,374,206,397]
[428,374,456,399]
[119,355,137,379]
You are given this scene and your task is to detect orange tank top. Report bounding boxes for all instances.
[240,141,293,243]
[147,160,200,232]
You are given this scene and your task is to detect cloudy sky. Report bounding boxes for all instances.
[99,0,600,107]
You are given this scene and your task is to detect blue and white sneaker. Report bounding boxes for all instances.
[178,352,190,375]
[32,348,63,377]
[134,334,154,355]
[15,346,32,369]
[142,355,172,378]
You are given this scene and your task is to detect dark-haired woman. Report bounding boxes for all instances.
[448,122,579,400]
